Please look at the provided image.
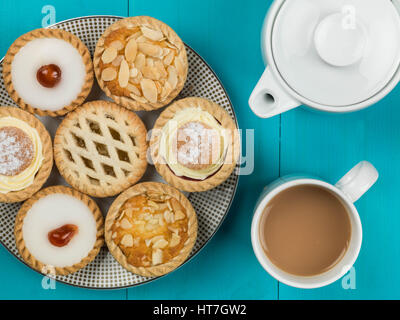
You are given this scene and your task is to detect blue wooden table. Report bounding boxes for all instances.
[0,0,399,300]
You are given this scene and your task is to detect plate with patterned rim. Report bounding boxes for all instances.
[0,16,239,289]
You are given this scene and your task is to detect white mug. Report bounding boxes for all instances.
[249,0,400,118]
[251,161,378,289]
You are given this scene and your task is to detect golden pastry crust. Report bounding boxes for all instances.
[14,185,104,276]
[2,28,93,117]
[54,100,148,198]
[0,107,53,203]
[150,97,240,192]
[94,16,188,111]
[105,182,197,277]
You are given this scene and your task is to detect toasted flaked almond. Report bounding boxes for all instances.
[101,67,117,81]
[166,42,177,50]
[136,35,147,43]
[168,226,179,234]
[163,51,175,66]
[175,210,186,221]
[112,232,117,239]
[127,31,142,41]
[143,260,150,266]
[167,200,173,211]
[130,70,143,84]
[140,25,164,41]
[155,60,168,78]
[169,233,181,247]
[130,67,139,78]
[140,78,158,103]
[163,210,175,224]
[120,234,133,247]
[118,59,129,88]
[170,198,181,212]
[152,249,163,265]
[112,55,124,67]
[160,81,172,101]
[121,218,133,229]
[102,47,117,64]
[142,66,161,81]
[133,237,140,247]
[154,81,162,95]
[125,38,138,62]
[174,56,185,76]
[149,218,159,225]
[167,65,178,89]
[159,217,165,226]
[150,235,165,243]
[146,57,154,67]
[162,48,170,56]
[127,83,141,96]
[153,238,169,249]
[138,42,163,57]
[145,223,157,231]
[109,40,124,51]
[135,52,146,71]
[130,93,148,103]
[148,200,159,208]
[145,238,152,247]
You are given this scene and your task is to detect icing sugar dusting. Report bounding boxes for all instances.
[0,127,34,176]
[176,122,219,167]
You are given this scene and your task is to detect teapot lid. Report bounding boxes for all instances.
[271,0,400,107]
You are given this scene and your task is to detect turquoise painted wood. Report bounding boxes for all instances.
[0,0,397,300]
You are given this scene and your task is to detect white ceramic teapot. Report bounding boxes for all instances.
[249,0,400,118]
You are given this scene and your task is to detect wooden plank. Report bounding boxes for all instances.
[279,86,400,299]
[0,0,128,300]
[126,0,280,300]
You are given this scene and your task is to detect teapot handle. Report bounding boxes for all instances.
[248,67,300,119]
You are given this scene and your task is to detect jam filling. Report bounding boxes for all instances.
[36,64,62,88]
[48,224,78,247]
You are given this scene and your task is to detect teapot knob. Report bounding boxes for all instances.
[314,13,367,67]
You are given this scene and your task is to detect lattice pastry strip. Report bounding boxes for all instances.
[54,100,148,198]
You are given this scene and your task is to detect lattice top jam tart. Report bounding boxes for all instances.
[54,100,148,198]
[150,97,240,192]
[3,28,93,117]
[14,186,104,275]
[0,107,53,203]
[105,182,197,277]
[94,16,188,111]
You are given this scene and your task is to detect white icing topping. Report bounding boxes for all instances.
[11,38,86,111]
[22,194,97,268]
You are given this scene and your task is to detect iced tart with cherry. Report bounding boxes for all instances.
[150,97,239,192]
[3,28,93,116]
[14,186,104,275]
[0,107,52,203]
[105,182,197,277]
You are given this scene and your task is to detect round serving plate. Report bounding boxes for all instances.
[0,16,239,289]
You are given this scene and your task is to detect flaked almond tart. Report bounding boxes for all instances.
[105,182,197,277]
[94,16,188,111]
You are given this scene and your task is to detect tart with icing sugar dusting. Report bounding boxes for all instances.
[0,107,53,203]
[105,182,197,277]
[14,185,104,276]
[150,97,240,192]
[3,28,93,117]
[94,16,188,111]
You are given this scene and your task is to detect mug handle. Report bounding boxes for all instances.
[335,161,379,203]
[248,67,300,118]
